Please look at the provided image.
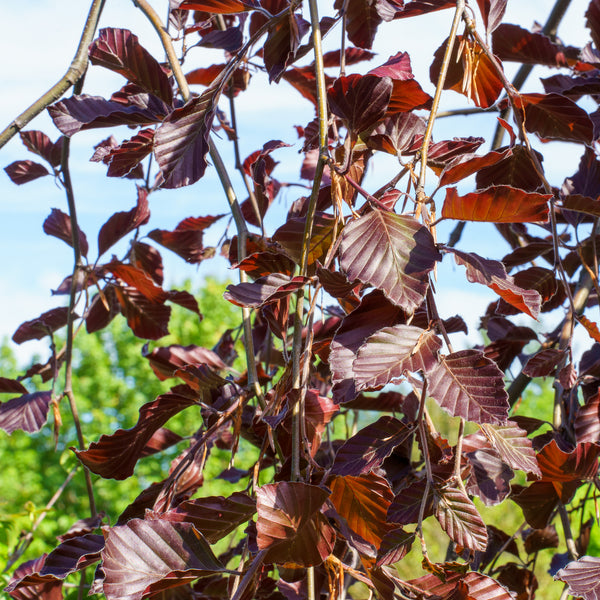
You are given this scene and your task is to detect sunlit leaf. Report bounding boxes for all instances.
[442,186,551,223]
[575,391,600,444]
[329,473,395,548]
[556,555,600,600]
[424,349,509,424]
[19,130,63,167]
[352,325,441,390]
[340,210,440,311]
[256,482,334,566]
[102,519,224,600]
[480,422,540,477]
[224,273,309,308]
[178,0,258,13]
[4,160,50,184]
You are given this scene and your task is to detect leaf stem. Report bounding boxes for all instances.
[415,0,465,214]
[0,0,106,150]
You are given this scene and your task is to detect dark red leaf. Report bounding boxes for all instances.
[335,0,382,49]
[424,349,509,425]
[158,492,255,543]
[131,241,164,285]
[339,210,440,311]
[476,0,507,33]
[516,93,594,144]
[89,28,173,104]
[48,94,168,137]
[387,478,434,525]
[439,148,512,187]
[523,348,566,378]
[282,66,335,107]
[153,90,217,188]
[178,0,257,13]
[408,571,515,600]
[327,74,392,136]
[575,391,600,444]
[19,130,63,167]
[331,416,413,476]
[113,285,171,339]
[493,23,576,67]
[143,344,228,380]
[86,287,120,334]
[4,160,49,185]
[256,482,334,566]
[0,391,52,435]
[12,307,71,344]
[102,519,224,600]
[148,215,223,263]
[0,378,28,394]
[93,128,154,178]
[556,555,600,600]
[447,247,542,317]
[442,185,551,223]
[476,145,545,192]
[465,447,513,506]
[224,273,309,308]
[524,526,559,554]
[391,0,455,19]
[74,392,197,479]
[263,12,309,83]
[365,112,426,155]
[537,439,600,484]
[43,208,89,257]
[4,556,63,600]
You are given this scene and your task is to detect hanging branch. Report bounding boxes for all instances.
[0,0,106,150]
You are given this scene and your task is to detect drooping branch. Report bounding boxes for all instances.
[0,0,106,150]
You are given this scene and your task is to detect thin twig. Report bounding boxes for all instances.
[0,0,106,150]
[415,0,465,215]
[60,95,97,517]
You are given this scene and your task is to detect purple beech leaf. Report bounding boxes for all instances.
[365,112,427,155]
[73,392,198,479]
[158,492,255,543]
[4,555,63,600]
[328,472,395,549]
[476,0,507,33]
[517,93,594,144]
[480,422,541,477]
[334,0,383,49]
[352,325,442,391]
[142,345,227,381]
[476,145,545,192]
[556,556,600,600]
[392,0,455,19]
[465,448,513,506]
[339,210,440,312]
[95,128,155,178]
[114,286,171,340]
[256,482,334,566]
[376,528,415,567]
[439,148,512,187]
[443,186,551,223]
[12,306,71,344]
[327,74,393,135]
[154,89,218,188]
[43,208,89,258]
[89,28,173,105]
[575,392,600,443]
[0,391,52,435]
[447,247,541,318]
[560,194,600,219]
[98,187,150,256]
[0,378,28,394]
[331,415,413,476]
[523,348,565,377]
[434,484,488,552]
[524,526,559,554]
[148,214,224,263]
[423,349,509,425]
[387,478,434,525]
[4,160,50,184]
[329,291,406,403]
[19,130,63,167]
[101,519,224,600]
[537,439,600,484]
[48,94,168,137]
[224,273,309,308]
[408,571,515,600]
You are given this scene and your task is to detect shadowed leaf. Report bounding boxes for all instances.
[224,273,309,308]
[13,307,71,344]
[4,556,63,600]
[143,344,227,380]
[0,391,52,435]
[465,447,513,506]
[442,186,551,223]
[178,0,258,13]
[335,0,382,49]
[424,349,509,424]
[74,393,197,479]
[476,0,507,33]
[256,482,334,566]
[387,478,434,525]
[517,93,594,144]
[114,286,171,339]
[19,130,63,167]
[524,526,558,554]
[332,416,412,476]
[340,210,440,311]
[158,492,255,543]
[98,187,150,256]
[523,348,565,378]
[352,325,441,390]
[263,12,309,83]
[102,519,224,600]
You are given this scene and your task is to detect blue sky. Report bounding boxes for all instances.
[0,0,593,362]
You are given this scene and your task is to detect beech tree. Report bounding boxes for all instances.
[1,0,600,599]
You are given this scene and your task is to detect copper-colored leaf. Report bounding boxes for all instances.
[442,185,551,223]
[329,472,395,549]
[255,482,334,566]
[575,391,600,444]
